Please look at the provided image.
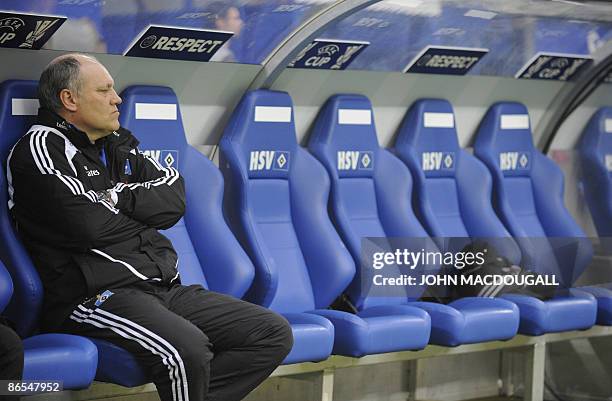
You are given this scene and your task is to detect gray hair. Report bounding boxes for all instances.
[38,54,98,113]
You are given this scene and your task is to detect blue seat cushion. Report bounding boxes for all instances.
[310,305,431,357]
[501,290,598,335]
[406,298,520,346]
[578,286,612,325]
[578,286,612,326]
[22,334,98,389]
[90,339,149,387]
[93,313,335,373]
[282,313,335,364]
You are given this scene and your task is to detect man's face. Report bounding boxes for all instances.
[72,60,122,138]
[217,7,243,36]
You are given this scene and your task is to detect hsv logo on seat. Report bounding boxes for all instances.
[422,152,454,171]
[140,150,179,168]
[249,151,290,171]
[499,152,530,171]
[337,151,373,171]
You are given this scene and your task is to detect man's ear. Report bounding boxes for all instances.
[59,88,78,112]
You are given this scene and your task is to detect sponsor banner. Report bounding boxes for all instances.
[125,25,233,62]
[404,45,488,75]
[515,52,592,81]
[288,39,369,70]
[0,12,66,50]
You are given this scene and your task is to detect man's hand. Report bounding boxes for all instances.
[95,189,119,208]
[108,149,185,229]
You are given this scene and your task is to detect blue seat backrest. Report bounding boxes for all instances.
[119,86,254,297]
[395,99,520,263]
[0,80,44,336]
[578,107,612,237]
[220,90,355,313]
[474,102,592,286]
[309,94,435,309]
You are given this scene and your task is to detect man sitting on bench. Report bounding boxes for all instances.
[7,53,292,401]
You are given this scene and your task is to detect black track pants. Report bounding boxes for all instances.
[0,322,24,401]
[60,282,293,401]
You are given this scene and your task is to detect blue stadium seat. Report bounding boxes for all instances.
[0,261,98,388]
[396,98,603,332]
[473,102,598,333]
[308,94,519,346]
[579,107,612,237]
[0,80,98,389]
[577,106,612,325]
[394,99,521,262]
[104,85,257,383]
[220,90,430,357]
[119,86,254,295]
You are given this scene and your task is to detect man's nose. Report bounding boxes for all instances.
[112,90,122,105]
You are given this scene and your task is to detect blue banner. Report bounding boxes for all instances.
[288,39,369,70]
[125,25,233,62]
[0,11,65,50]
[516,52,592,81]
[404,46,488,75]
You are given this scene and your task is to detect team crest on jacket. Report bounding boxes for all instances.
[95,290,114,307]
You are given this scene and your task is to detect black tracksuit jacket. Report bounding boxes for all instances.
[7,109,186,331]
